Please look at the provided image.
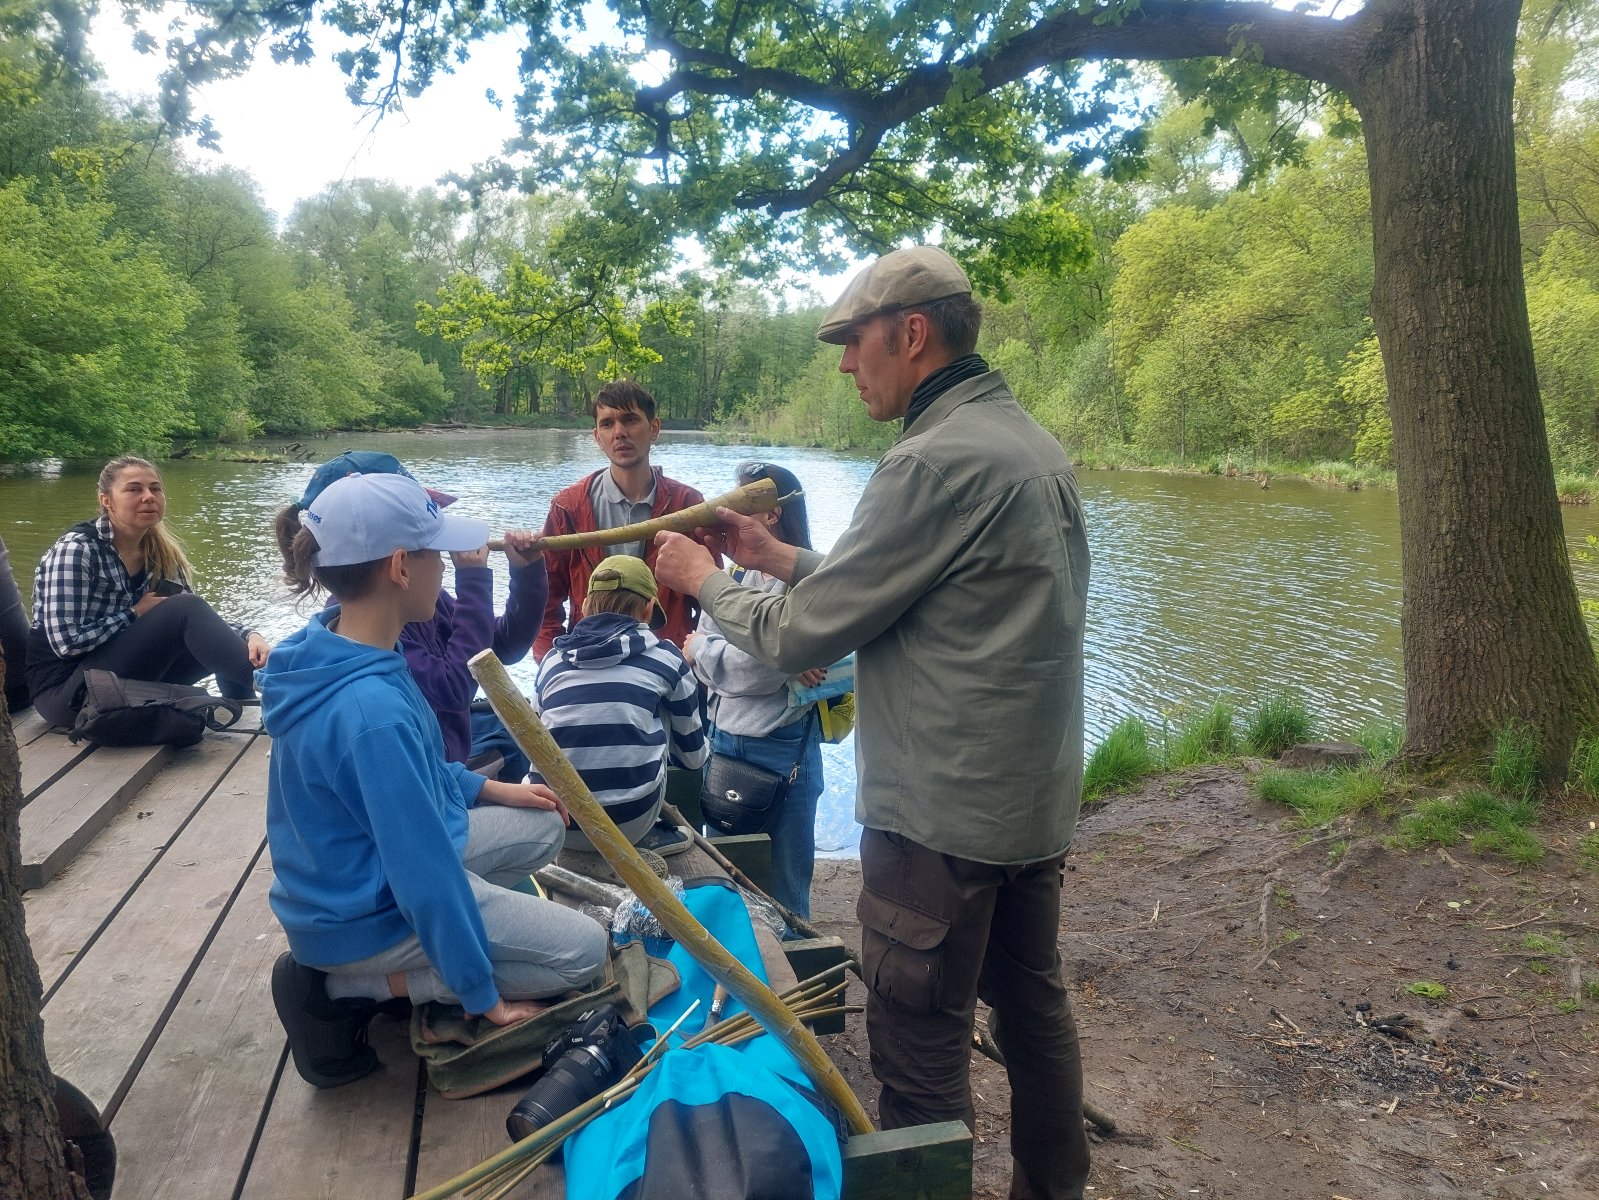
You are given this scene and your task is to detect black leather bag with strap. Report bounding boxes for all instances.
[69,669,245,748]
[699,709,816,837]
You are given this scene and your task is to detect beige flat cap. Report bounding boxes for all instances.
[816,246,972,344]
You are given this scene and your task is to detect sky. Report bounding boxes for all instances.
[88,11,531,223]
[84,7,848,303]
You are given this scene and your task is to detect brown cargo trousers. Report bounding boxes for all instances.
[858,826,1090,1200]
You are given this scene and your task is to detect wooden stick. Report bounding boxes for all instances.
[469,649,874,1136]
[658,801,862,974]
[972,1021,1122,1134]
[534,864,630,908]
[485,477,783,552]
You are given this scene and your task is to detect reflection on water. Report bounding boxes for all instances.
[6,430,1599,856]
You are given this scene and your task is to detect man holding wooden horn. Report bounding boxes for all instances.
[535,381,713,658]
[654,246,1093,1200]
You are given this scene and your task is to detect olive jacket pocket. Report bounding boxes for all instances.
[857,886,952,1015]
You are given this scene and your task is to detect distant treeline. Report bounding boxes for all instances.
[8,12,1599,481]
[0,18,830,462]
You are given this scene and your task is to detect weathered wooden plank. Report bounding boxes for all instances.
[228,704,265,735]
[413,1085,565,1200]
[706,833,772,892]
[19,742,173,890]
[40,736,272,1115]
[19,732,94,805]
[237,1017,421,1200]
[10,704,52,745]
[781,936,853,1035]
[23,732,258,993]
[107,856,284,1200]
[841,1121,973,1200]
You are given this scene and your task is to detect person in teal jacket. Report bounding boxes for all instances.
[262,472,607,1089]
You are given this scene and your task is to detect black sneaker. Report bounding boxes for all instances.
[375,995,414,1020]
[271,953,381,1089]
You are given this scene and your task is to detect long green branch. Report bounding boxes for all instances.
[468,650,873,1138]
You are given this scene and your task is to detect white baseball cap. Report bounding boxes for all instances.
[302,473,490,567]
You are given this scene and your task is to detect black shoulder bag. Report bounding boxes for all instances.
[70,670,246,748]
[699,709,816,837]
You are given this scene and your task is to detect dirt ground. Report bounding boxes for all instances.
[806,764,1599,1200]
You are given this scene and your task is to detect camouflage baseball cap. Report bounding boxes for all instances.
[816,246,972,345]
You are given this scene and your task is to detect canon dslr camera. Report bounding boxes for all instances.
[506,1003,643,1142]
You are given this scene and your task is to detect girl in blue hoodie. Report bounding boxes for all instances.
[262,473,607,1089]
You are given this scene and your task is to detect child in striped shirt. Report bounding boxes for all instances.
[531,555,708,849]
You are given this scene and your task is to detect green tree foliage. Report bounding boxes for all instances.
[0,179,191,459]
[640,280,825,426]
[727,340,896,452]
[1339,337,1393,469]
[418,254,690,410]
[284,179,468,422]
[0,40,470,457]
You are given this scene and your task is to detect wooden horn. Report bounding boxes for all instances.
[485,477,783,553]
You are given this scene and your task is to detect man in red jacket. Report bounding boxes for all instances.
[536,381,709,658]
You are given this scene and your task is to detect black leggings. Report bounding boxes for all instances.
[33,593,254,727]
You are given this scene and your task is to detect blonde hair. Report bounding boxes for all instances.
[98,456,193,585]
[582,585,652,622]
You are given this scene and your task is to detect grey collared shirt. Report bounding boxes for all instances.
[589,470,658,559]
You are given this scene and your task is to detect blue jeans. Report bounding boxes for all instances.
[711,719,824,919]
[469,704,531,782]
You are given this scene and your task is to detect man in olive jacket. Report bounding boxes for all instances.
[654,246,1092,1199]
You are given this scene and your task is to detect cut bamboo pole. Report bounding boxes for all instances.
[468,649,874,1136]
[486,476,783,552]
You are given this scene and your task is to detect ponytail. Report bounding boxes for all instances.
[274,503,384,603]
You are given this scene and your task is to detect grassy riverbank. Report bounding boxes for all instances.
[808,696,1599,1197]
[1084,692,1599,872]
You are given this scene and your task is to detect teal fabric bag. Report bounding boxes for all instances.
[565,882,845,1199]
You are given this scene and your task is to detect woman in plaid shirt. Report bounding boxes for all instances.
[26,456,269,728]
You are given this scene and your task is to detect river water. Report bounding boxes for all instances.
[6,429,1599,854]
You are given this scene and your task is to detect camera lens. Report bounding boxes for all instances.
[505,1006,642,1143]
[506,1044,616,1140]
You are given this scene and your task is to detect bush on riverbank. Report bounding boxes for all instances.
[1083,696,1300,802]
[1243,692,1313,759]
[1081,717,1157,802]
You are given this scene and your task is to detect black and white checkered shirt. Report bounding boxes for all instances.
[31,515,158,659]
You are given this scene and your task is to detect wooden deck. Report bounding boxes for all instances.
[15,708,971,1200]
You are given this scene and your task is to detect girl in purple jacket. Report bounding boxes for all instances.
[277,451,544,778]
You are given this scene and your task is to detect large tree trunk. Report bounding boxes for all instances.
[1347,0,1599,775]
[0,656,89,1198]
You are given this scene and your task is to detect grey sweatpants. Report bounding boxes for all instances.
[326,804,608,1005]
